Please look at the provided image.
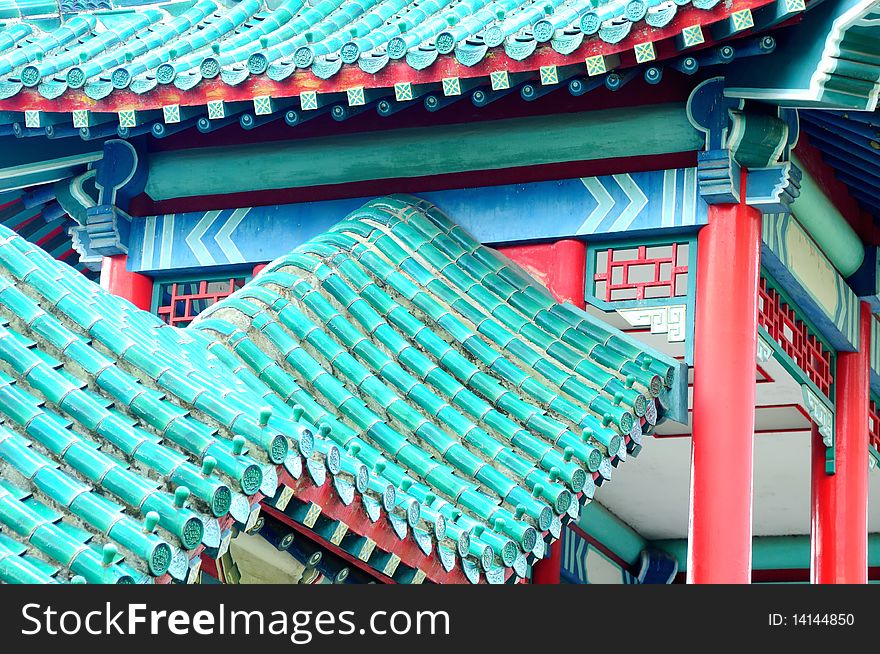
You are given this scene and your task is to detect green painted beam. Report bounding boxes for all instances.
[790,154,864,278]
[0,135,102,194]
[0,153,102,194]
[577,502,647,568]
[652,534,880,572]
[0,134,101,170]
[144,103,703,201]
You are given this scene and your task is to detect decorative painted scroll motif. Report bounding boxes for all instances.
[801,385,833,446]
[761,212,859,352]
[616,306,687,343]
[757,334,774,363]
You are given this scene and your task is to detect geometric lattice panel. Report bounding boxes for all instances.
[870,400,880,452]
[593,243,689,303]
[758,277,833,398]
[157,276,247,327]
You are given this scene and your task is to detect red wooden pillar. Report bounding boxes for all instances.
[532,539,563,584]
[500,238,586,584]
[100,254,153,311]
[498,239,586,307]
[688,194,762,584]
[811,302,870,584]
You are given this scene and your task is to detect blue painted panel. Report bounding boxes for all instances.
[129,168,707,274]
[560,526,589,585]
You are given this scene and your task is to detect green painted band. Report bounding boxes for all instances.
[653,534,880,572]
[790,155,864,277]
[577,501,647,567]
[145,104,702,201]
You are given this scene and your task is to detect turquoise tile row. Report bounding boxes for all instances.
[192,194,679,580]
[0,194,680,583]
[0,218,333,583]
[0,0,730,102]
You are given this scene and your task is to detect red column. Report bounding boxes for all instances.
[688,193,762,584]
[99,254,153,311]
[811,302,870,584]
[498,239,587,307]
[500,238,586,584]
[532,539,563,584]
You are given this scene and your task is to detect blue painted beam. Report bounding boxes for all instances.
[802,111,880,142]
[761,212,861,352]
[805,132,880,175]
[129,168,706,273]
[802,123,880,164]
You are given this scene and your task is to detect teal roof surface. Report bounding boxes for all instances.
[0,0,770,104]
[0,194,683,584]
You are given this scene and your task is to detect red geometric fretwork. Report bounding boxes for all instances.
[758,277,833,398]
[157,277,246,327]
[592,243,689,303]
[870,400,880,452]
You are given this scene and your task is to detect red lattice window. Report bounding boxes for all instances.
[593,243,689,303]
[758,277,833,397]
[870,401,880,452]
[157,277,247,327]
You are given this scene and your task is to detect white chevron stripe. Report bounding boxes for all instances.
[683,167,698,226]
[609,173,649,231]
[159,213,175,270]
[215,207,249,264]
[185,210,220,267]
[577,176,615,234]
[576,536,586,582]
[662,169,676,228]
[141,215,156,269]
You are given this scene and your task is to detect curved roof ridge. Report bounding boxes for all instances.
[0,194,684,584]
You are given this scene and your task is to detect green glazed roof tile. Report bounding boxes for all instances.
[0,194,681,583]
[0,0,762,107]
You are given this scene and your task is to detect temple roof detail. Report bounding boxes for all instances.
[0,0,789,112]
[0,194,683,584]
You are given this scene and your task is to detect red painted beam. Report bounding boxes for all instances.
[275,470,481,584]
[99,254,153,310]
[261,504,398,585]
[811,303,871,584]
[688,171,761,584]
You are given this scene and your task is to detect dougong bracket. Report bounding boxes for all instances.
[689,78,801,213]
[70,139,147,263]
